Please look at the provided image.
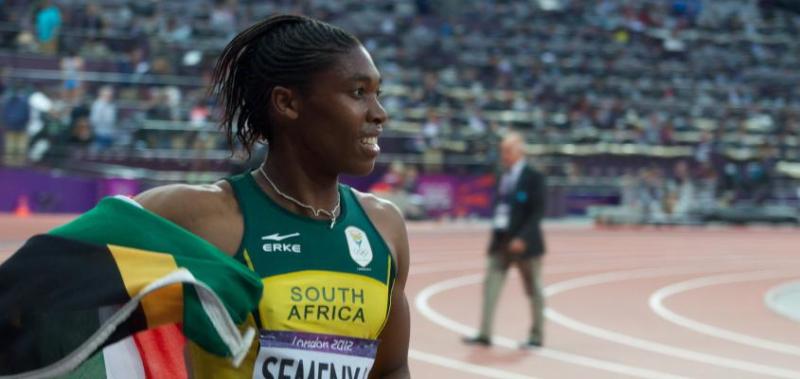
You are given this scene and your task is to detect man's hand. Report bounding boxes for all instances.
[508,238,526,254]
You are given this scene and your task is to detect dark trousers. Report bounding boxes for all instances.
[478,254,545,343]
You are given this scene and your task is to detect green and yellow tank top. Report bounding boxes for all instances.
[189,172,396,379]
[230,171,396,337]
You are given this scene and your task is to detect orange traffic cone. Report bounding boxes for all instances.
[14,195,31,217]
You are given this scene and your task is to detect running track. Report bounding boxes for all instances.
[2,215,799,378]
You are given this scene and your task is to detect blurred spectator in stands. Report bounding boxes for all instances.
[145,87,171,121]
[151,55,174,76]
[370,161,425,220]
[637,167,668,222]
[743,143,777,205]
[641,113,663,145]
[104,3,133,31]
[694,130,715,164]
[719,162,741,206]
[28,89,70,163]
[465,103,487,135]
[89,86,117,150]
[671,0,702,25]
[26,85,53,140]
[370,160,405,193]
[68,93,90,129]
[143,86,186,149]
[419,71,446,106]
[17,29,36,53]
[42,110,93,163]
[66,115,93,148]
[2,85,30,166]
[694,161,718,211]
[163,86,183,121]
[159,16,192,44]
[660,120,676,145]
[422,108,442,149]
[402,164,420,194]
[140,87,171,149]
[76,3,106,36]
[117,47,150,83]
[210,0,236,39]
[0,1,15,49]
[618,170,640,213]
[34,0,62,54]
[665,160,695,220]
[189,100,210,128]
[189,100,217,152]
[74,3,110,57]
[60,48,84,103]
[564,161,583,185]
[422,108,445,172]
[403,16,436,62]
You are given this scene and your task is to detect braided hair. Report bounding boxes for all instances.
[211,14,360,154]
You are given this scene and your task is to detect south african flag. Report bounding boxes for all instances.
[0,197,263,378]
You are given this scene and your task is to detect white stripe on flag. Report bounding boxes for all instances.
[103,337,145,379]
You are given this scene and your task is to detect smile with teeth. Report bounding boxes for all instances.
[360,137,378,145]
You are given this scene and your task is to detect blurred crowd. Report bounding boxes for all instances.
[0,0,799,209]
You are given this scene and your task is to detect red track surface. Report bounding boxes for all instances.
[3,216,800,378]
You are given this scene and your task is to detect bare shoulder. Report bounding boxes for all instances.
[133,181,239,233]
[351,188,409,283]
[351,188,405,229]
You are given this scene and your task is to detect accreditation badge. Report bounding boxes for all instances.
[492,203,511,230]
[253,330,379,379]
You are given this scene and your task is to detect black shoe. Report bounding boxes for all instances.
[462,335,491,346]
[520,340,542,349]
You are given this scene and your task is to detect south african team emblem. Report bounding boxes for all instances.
[345,226,373,267]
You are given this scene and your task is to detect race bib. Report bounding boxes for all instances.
[493,203,510,230]
[254,330,379,379]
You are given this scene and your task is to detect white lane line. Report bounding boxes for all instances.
[411,258,702,277]
[415,274,686,379]
[765,280,800,323]
[411,260,699,277]
[409,348,540,379]
[650,271,800,356]
[411,261,485,275]
[410,255,800,277]
[409,250,717,264]
[409,250,694,264]
[545,268,800,379]
[411,249,800,265]
[411,260,620,276]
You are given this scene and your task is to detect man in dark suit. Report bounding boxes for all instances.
[463,132,547,348]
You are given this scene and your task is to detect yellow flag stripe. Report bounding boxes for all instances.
[108,245,183,327]
[187,314,259,379]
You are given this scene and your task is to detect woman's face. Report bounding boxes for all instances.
[294,45,388,176]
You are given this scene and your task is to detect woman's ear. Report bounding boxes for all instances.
[270,86,299,120]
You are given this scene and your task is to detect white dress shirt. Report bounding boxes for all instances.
[499,159,525,195]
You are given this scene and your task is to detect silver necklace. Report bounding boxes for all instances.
[258,166,340,229]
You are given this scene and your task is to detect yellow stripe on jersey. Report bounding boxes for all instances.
[259,270,391,339]
[377,255,394,334]
[241,248,256,271]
